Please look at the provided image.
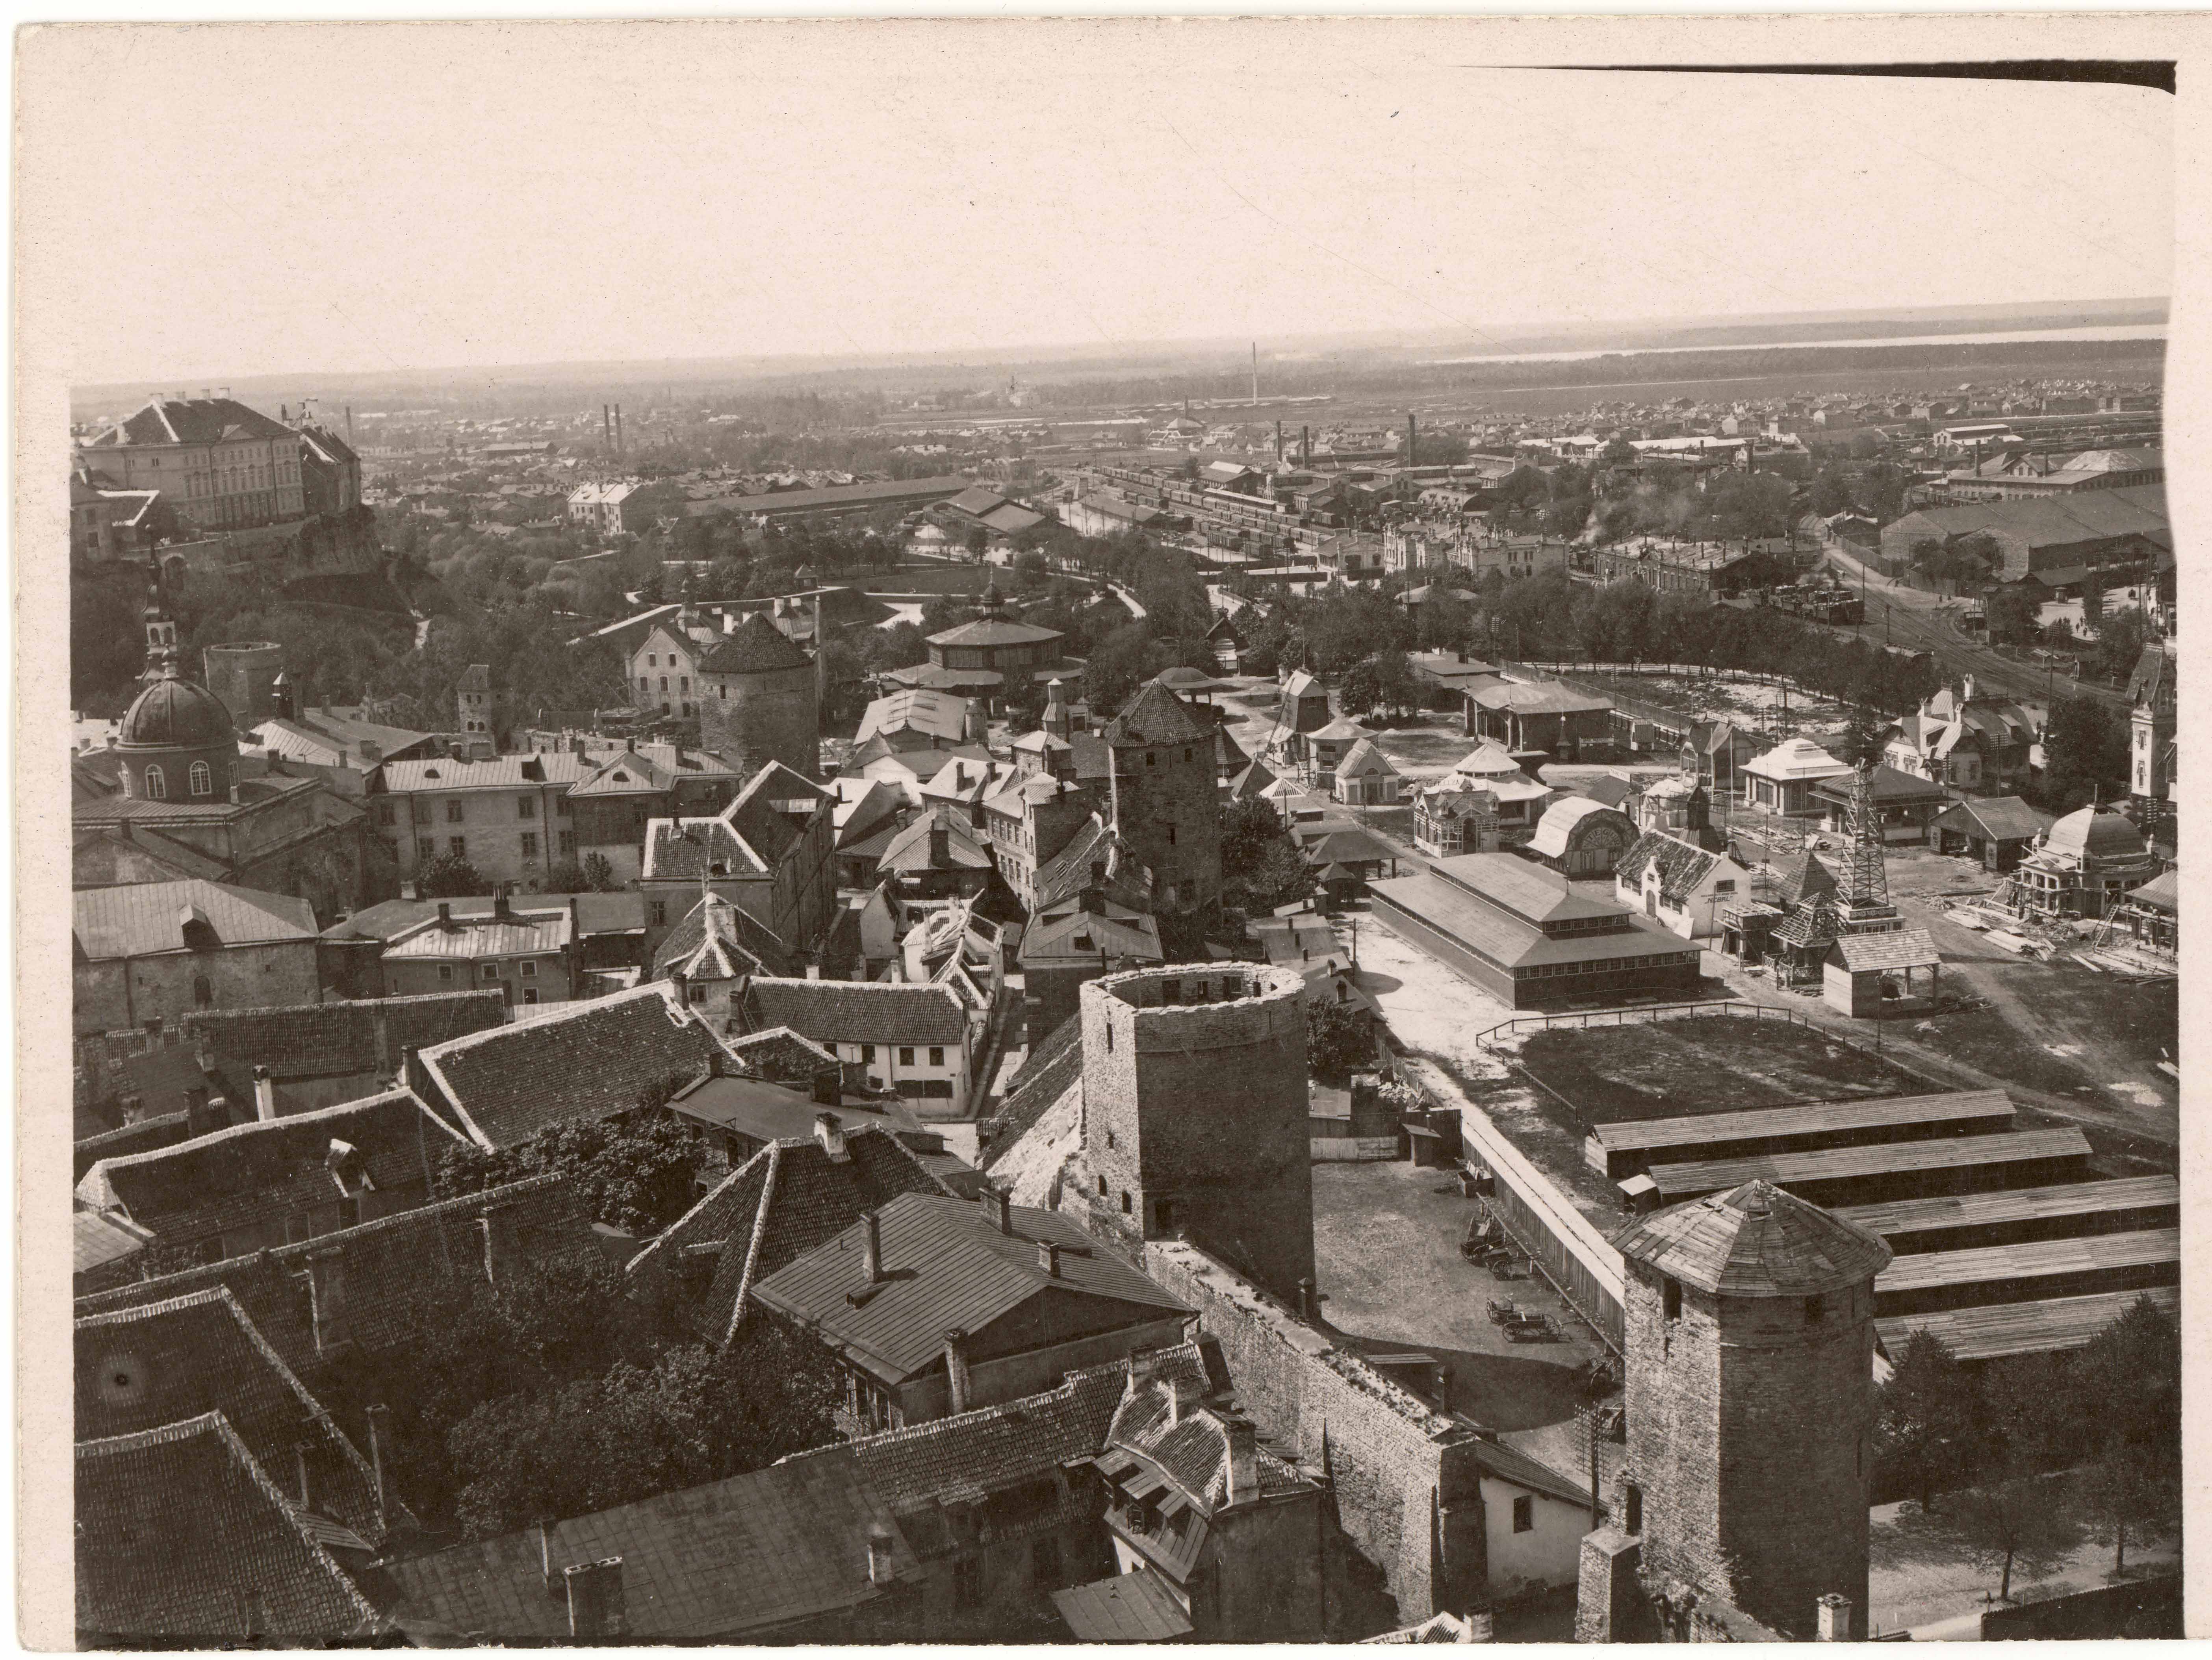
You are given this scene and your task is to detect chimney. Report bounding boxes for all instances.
[811,1068,839,1105]
[564,1558,627,1640]
[252,1066,277,1122]
[942,1329,972,1415]
[1222,1414,1260,1506]
[929,821,949,868]
[982,1182,1013,1234]
[304,1252,347,1356]
[437,901,454,932]
[1081,882,1105,916]
[866,1525,897,1588]
[478,1206,516,1292]
[861,1210,883,1283]
[814,1111,849,1163]
[1463,1609,1494,1642]
[493,886,512,921]
[1297,1276,1317,1322]
[1037,1238,1062,1278]
[365,1405,392,1526]
[295,1441,318,1512]
[1816,1594,1853,1642]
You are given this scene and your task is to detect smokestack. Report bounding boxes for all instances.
[1251,341,1259,406]
[345,405,353,440]
[814,1111,849,1163]
[1302,425,1311,466]
[1407,411,1418,470]
[1276,419,1284,466]
[252,1066,277,1122]
[603,404,612,449]
[615,404,624,454]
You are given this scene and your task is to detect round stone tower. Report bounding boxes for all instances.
[202,640,286,727]
[1613,1179,1891,1640]
[696,613,820,781]
[1076,963,1312,1300]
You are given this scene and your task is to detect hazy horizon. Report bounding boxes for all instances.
[33,24,2173,391]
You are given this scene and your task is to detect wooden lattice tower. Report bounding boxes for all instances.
[1833,760,1899,933]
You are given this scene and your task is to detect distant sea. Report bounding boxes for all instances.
[1429,324,2167,366]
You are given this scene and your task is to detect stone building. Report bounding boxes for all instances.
[2007,805,2160,922]
[1577,1179,1890,1643]
[1103,681,1222,930]
[78,395,307,534]
[72,879,322,1035]
[2128,641,2177,811]
[696,613,821,782]
[1073,964,1313,1303]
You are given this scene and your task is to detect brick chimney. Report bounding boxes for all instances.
[564,1558,627,1640]
[1816,1594,1853,1642]
[814,1111,849,1163]
[982,1182,1013,1234]
[929,820,950,869]
[942,1328,973,1414]
[1037,1238,1062,1278]
[251,1066,277,1122]
[866,1525,897,1588]
[437,901,455,932]
[862,1211,883,1283]
[1222,1414,1259,1507]
[493,886,511,921]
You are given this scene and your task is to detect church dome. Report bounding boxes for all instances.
[119,675,236,750]
[2044,805,2144,861]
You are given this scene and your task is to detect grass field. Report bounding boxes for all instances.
[1516,1015,1928,1124]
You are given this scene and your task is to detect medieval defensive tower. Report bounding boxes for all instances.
[696,613,820,782]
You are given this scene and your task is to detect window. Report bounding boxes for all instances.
[899,1046,915,1067]
[189,760,212,798]
[143,764,167,799]
[1146,751,1155,767]
[660,677,669,692]
[689,983,708,1003]
[1097,1175,1108,1196]
[446,801,465,824]
[650,901,667,927]
[417,839,436,863]
[1120,1190,1133,1215]
[680,677,690,693]
[413,799,431,825]
[1662,1277,1682,1322]
[520,833,539,859]
[556,796,571,816]
[1624,1483,1643,1535]
[522,987,538,1005]
[1805,1294,1825,1324]
[1183,747,1192,762]
[1166,823,1176,845]
[438,965,453,981]
[518,796,536,819]
[648,653,657,667]
[1512,1495,1534,1534]
[862,1044,876,1063]
[928,1046,945,1068]
[1714,879,1735,894]
[448,837,466,857]
[192,973,213,1009]
[484,963,501,980]
[375,800,396,825]
[558,831,575,853]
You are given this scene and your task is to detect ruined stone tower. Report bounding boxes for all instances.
[1076,963,1313,1300]
[695,613,819,782]
[1586,1179,1890,1641]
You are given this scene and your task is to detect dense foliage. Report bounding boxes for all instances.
[432,1102,709,1233]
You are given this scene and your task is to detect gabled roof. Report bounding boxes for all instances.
[74,880,318,962]
[374,751,594,792]
[1743,736,1850,782]
[87,396,295,449]
[651,893,771,983]
[1020,897,1164,969]
[1828,927,1940,973]
[644,816,764,881]
[855,688,970,747]
[751,1192,1189,1384]
[1468,681,1613,715]
[879,809,994,874]
[77,1414,388,1643]
[183,992,508,1081]
[1035,816,1153,912]
[626,1125,952,1344]
[76,1087,460,1239]
[1615,831,1728,905]
[1431,851,1622,924]
[74,1287,388,1543]
[323,894,644,944]
[722,1024,840,1083]
[414,984,727,1150]
[1613,1179,1891,1297]
[745,978,969,1047]
[1104,681,1213,747]
[696,612,813,675]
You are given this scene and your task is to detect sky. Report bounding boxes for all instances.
[23,22,2176,386]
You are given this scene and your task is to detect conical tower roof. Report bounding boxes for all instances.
[1614,1179,1890,1298]
[697,612,810,675]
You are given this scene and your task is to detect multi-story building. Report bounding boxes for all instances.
[367,749,593,888]
[294,420,363,517]
[638,762,838,969]
[379,894,577,1008]
[78,396,306,533]
[566,480,645,536]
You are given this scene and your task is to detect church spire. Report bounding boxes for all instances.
[140,552,180,682]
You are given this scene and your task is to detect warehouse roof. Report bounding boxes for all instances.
[1874,1285,2178,1365]
[1836,1175,2178,1243]
[1645,1126,2092,1202]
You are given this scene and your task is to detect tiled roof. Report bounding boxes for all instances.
[750,1192,1188,1384]
[627,1126,951,1345]
[723,1025,840,1083]
[644,816,764,881]
[1104,681,1212,747]
[75,1173,592,1371]
[74,880,318,961]
[76,1414,387,1643]
[74,1207,154,1276]
[651,894,770,982]
[184,991,507,1080]
[980,1018,1086,1171]
[1612,1180,1892,1297]
[1034,816,1152,912]
[745,977,969,1047]
[878,809,993,873]
[696,613,812,675]
[76,1087,462,1245]
[1770,849,1838,908]
[75,1287,388,1542]
[1616,831,1721,905]
[387,1441,911,1642]
[415,984,727,1150]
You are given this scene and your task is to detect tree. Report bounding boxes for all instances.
[2038,696,2127,813]
[434,1107,709,1233]
[1305,998,1372,1083]
[2073,1296,2180,1575]
[2077,1444,2180,1577]
[2088,604,2149,686]
[1220,798,1311,915]
[1837,705,1889,770]
[1877,1331,1981,1512]
[543,861,592,894]
[582,851,618,892]
[1984,582,2041,648]
[416,852,488,898]
[1340,660,1384,718]
[1947,1475,2081,1602]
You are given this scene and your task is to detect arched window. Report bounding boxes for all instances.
[193,974,213,1009]
[189,760,213,798]
[143,765,167,800]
